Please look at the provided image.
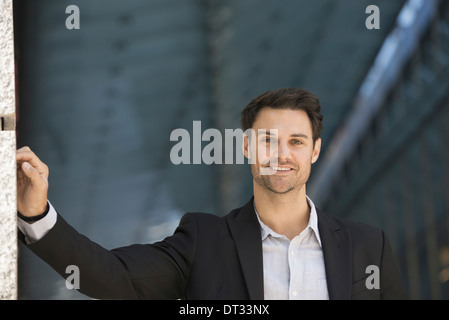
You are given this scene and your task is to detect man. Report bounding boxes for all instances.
[16,88,408,299]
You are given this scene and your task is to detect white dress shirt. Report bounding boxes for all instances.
[17,201,57,244]
[255,196,329,300]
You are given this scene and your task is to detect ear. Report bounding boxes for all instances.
[311,138,321,164]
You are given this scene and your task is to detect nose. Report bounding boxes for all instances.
[272,139,290,162]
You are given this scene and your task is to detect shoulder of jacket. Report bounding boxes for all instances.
[318,209,384,241]
[180,211,225,225]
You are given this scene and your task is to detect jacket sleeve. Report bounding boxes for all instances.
[26,213,197,300]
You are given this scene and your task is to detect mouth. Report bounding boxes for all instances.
[264,165,295,174]
[271,166,292,171]
[259,160,296,175]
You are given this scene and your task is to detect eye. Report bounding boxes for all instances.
[261,137,274,143]
[291,139,303,145]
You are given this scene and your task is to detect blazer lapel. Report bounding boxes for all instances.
[226,201,352,300]
[226,198,264,300]
[317,210,352,300]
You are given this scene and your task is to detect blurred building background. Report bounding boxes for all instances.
[13,0,448,299]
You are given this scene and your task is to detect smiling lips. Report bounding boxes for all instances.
[271,166,292,171]
[260,160,296,173]
[262,166,294,177]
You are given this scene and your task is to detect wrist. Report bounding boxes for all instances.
[17,202,50,222]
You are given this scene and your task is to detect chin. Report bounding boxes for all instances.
[266,185,296,195]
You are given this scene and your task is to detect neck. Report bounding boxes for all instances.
[253,183,311,240]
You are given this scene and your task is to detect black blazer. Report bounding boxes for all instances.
[27,198,408,299]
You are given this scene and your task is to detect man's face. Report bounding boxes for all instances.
[244,107,321,195]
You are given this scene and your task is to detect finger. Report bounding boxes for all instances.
[17,146,31,152]
[21,161,48,185]
[16,149,49,177]
[17,154,49,178]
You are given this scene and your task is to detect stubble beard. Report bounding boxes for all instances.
[251,161,311,195]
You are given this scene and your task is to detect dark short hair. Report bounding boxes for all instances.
[241,88,323,142]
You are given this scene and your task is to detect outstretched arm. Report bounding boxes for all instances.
[16,147,194,299]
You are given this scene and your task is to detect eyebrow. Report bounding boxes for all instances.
[290,133,309,139]
[262,131,309,139]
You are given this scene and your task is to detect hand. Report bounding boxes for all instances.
[16,146,49,217]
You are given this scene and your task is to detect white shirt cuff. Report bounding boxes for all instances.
[17,201,58,244]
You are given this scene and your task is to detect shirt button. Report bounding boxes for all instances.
[290,250,294,256]
[292,290,298,296]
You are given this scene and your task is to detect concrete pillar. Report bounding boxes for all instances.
[0,0,17,300]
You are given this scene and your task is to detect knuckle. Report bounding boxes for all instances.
[18,146,31,152]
